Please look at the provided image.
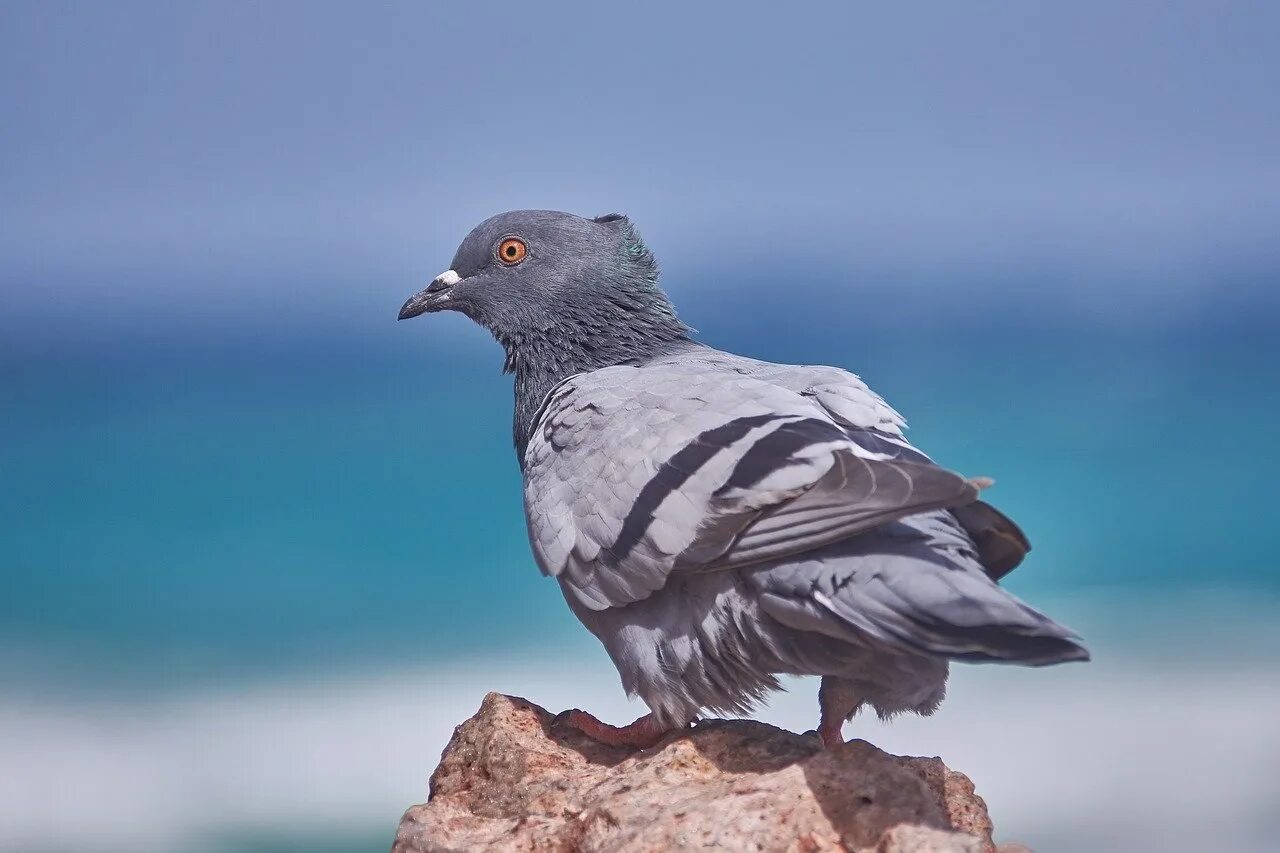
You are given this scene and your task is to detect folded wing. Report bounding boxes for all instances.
[523,362,982,611]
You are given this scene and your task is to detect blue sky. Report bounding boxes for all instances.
[2,1,1277,343]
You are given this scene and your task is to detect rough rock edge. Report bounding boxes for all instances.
[394,693,1008,853]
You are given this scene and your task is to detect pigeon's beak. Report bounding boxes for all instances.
[398,270,461,320]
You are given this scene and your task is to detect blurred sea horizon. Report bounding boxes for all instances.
[8,313,1278,661]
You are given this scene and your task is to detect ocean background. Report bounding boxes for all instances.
[3,3,1279,851]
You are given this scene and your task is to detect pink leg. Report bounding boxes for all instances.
[817,709,845,748]
[560,709,673,749]
[817,676,855,749]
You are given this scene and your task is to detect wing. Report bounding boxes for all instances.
[523,361,982,611]
[732,357,1031,580]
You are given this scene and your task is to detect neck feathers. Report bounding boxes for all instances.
[497,215,693,459]
[506,301,691,461]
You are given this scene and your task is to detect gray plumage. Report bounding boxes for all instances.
[400,209,1088,733]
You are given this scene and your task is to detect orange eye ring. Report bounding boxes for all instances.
[497,237,527,265]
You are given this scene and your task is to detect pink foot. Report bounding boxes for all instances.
[560,709,671,750]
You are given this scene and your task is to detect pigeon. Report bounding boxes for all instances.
[399,209,1088,749]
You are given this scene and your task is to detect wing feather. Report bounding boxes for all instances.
[523,361,981,610]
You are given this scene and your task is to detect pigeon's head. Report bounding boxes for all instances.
[398,210,690,367]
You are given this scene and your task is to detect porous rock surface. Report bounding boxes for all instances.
[393,693,1006,853]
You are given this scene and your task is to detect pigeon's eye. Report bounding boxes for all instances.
[497,238,528,265]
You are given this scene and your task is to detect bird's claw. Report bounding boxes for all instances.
[556,708,670,750]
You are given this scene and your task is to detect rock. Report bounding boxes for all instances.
[394,693,1000,853]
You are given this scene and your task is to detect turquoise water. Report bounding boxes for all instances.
[2,321,1278,852]
[3,327,1276,683]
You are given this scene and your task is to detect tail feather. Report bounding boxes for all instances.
[814,565,1089,665]
[950,500,1031,581]
[752,512,1089,666]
